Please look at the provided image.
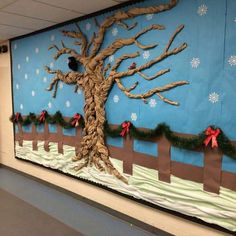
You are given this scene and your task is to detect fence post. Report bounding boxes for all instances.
[203,147,222,194]
[32,124,38,151]
[44,123,50,152]
[57,125,64,154]
[17,123,23,146]
[75,127,82,155]
[123,136,134,175]
[158,135,171,183]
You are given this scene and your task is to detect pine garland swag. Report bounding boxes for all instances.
[10,112,236,160]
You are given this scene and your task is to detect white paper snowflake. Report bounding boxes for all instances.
[35,48,39,54]
[48,102,52,108]
[20,104,24,110]
[113,95,119,103]
[190,57,200,68]
[36,69,40,75]
[112,27,118,36]
[143,50,150,60]
[50,62,54,68]
[43,77,47,83]
[209,92,219,104]
[109,55,114,63]
[131,113,137,121]
[197,4,208,16]
[149,99,157,108]
[16,84,19,90]
[31,90,35,96]
[26,56,29,62]
[14,44,17,50]
[65,100,71,107]
[17,64,21,70]
[24,74,28,80]
[228,55,236,66]
[86,22,91,31]
[146,14,154,20]
[50,35,55,41]
[59,83,63,89]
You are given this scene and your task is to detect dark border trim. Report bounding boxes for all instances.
[10,157,235,235]
[8,0,235,234]
[10,0,144,41]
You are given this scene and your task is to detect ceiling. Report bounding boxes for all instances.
[0,0,129,43]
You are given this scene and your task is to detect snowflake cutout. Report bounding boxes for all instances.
[131,113,137,121]
[149,99,157,108]
[16,84,19,90]
[48,102,52,109]
[190,57,200,68]
[59,83,63,89]
[146,14,153,20]
[20,104,24,110]
[228,55,236,66]
[143,50,150,60]
[65,100,71,107]
[26,56,29,62]
[109,55,114,63]
[50,62,54,68]
[112,27,118,36]
[50,35,55,41]
[43,77,47,83]
[31,90,35,97]
[86,22,91,31]
[17,64,21,70]
[35,48,39,54]
[209,92,219,104]
[113,95,119,103]
[197,4,208,16]
[24,74,28,80]
[14,44,17,50]
[36,69,40,75]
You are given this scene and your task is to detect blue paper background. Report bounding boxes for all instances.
[11,0,236,173]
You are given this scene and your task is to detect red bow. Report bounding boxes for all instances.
[14,112,21,122]
[39,110,47,122]
[71,113,81,127]
[204,127,221,148]
[120,121,131,137]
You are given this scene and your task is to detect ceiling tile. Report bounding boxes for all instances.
[0,24,32,38]
[0,0,17,9]
[0,12,55,30]
[33,0,117,14]
[3,0,82,23]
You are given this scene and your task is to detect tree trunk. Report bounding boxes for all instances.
[73,72,128,184]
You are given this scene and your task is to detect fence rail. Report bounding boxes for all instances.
[15,117,236,194]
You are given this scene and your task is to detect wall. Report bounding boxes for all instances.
[0,41,230,236]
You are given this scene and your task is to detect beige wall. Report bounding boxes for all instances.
[0,42,229,236]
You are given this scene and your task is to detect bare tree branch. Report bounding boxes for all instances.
[116,78,188,104]
[62,23,88,56]
[112,25,187,79]
[90,0,178,56]
[156,92,179,106]
[137,69,170,80]
[92,24,164,66]
[117,20,137,30]
[44,66,84,98]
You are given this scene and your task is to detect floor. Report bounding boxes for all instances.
[0,167,171,236]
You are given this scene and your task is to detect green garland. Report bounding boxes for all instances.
[10,111,84,129]
[10,112,236,160]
